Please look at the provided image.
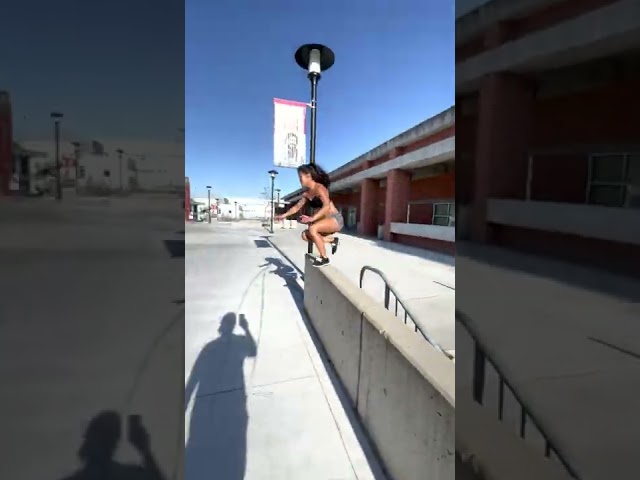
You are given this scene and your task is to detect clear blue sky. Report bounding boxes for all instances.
[186,1,455,199]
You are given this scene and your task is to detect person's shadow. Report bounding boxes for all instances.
[58,411,164,480]
[260,257,299,286]
[185,312,257,480]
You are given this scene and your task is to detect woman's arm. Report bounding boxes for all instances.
[309,186,331,222]
[277,196,307,219]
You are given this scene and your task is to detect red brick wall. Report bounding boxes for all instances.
[406,171,455,224]
[529,76,640,203]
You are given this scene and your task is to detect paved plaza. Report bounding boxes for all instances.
[185,220,386,480]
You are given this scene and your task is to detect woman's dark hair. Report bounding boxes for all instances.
[297,164,331,188]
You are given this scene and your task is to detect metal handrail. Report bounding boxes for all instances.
[359,266,450,358]
[456,309,580,479]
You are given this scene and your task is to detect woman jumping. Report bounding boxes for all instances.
[275,164,344,267]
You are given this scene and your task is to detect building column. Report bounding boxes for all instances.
[359,178,378,237]
[472,72,534,242]
[384,169,411,242]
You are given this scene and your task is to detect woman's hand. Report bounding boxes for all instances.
[299,215,313,224]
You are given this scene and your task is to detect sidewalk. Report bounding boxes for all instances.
[185,222,386,479]
[267,226,456,352]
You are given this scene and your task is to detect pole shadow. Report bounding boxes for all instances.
[58,411,164,480]
[185,312,257,480]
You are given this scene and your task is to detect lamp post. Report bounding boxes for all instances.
[72,141,81,194]
[234,201,238,220]
[294,44,334,252]
[116,149,124,192]
[206,185,212,223]
[268,169,278,233]
[50,112,64,200]
[275,188,281,228]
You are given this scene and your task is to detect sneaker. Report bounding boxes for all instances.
[312,256,330,268]
[331,237,340,255]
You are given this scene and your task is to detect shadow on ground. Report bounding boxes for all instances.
[258,256,389,480]
[58,412,165,480]
[185,312,257,480]
[163,239,185,258]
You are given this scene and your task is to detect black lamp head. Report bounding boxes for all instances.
[295,44,335,74]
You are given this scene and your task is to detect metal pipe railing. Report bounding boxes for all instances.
[456,309,580,479]
[359,266,451,358]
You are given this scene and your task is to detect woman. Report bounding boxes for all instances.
[275,164,344,267]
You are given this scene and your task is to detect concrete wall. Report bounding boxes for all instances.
[303,256,454,480]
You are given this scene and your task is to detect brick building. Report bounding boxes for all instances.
[456,0,640,275]
[282,107,455,254]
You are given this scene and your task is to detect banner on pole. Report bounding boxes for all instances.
[273,98,307,168]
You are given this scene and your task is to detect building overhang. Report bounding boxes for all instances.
[330,107,455,180]
[457,1,640,93]
[332,137,455,192]
[456,0,564,43]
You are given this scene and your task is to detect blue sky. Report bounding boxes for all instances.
[0,1,184,144]
[186,1,455,198]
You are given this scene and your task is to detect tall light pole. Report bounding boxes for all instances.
[72,141,81,194]
[268,169,278,234]
[206,185,212,223]
[50,112,64,200]
[234,201,238,220]
[295,44,334,252]
[275,188,281,227]
[116,148,124,192]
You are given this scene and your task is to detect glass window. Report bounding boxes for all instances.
[433,215,450,226]
[588,185,625,207]
[590,155,625,183]
[627,155,640,185]
[434,203,450,216]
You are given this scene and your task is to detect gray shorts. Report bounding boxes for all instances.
[328,212,344,230]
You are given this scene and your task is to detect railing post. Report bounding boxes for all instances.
[472,342,486,405]
[384,285,390,310]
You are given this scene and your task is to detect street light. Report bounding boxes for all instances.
[71,141,81,194]
[268,169,278,233]
[206,185,212,223]
[50,112,64,200]
[275,188,281,228]
[295,44,334,252]
[116,149,124,192]
[234,201,238,220]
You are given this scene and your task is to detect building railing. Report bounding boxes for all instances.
[456,309,580,479]
[359,266,452,359]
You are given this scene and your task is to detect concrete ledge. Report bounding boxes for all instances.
[391,223,455,242]
[456,396,573,480]
[303,255,454,480]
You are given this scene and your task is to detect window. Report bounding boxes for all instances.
[588,153,640,208]
[78,166,86,179]
[433,202,455,226]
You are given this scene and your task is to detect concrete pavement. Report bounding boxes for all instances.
[185,221,386,480]
[0,196,184,480]
[456,242,640,479]
[266,226,456,353]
